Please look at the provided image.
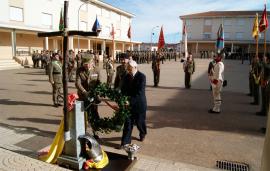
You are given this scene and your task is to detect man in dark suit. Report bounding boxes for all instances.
[119,60,147,148]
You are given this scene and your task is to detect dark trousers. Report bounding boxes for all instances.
[185,72,191,88]
[121,113,147,145]
[84,100,100,135]
[253,82,260,104]
[153,69,160,86]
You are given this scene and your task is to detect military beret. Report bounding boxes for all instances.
[82,53,94,64]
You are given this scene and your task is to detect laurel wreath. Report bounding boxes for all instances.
[88,83,130,133]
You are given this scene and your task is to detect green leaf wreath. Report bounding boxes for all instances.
[88,83,130,133]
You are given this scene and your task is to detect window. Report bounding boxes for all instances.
[102,8,110,18]
[203,33,211,39]
[235,32,243,39]
[102,26,111,36]
[204,19,212,26]
[115,29,121,38]
[187,32,192,39]
[224,19,231,26]
[186,19,191,26]
[42,13,52,28]
[237,19,245,26]
[81,4,87,12]
[80,21,87,31]
[95,6,102,16]
[224,32,230,39]
[10,6,23,21]
[112,13,121,21]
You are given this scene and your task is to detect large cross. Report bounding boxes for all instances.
[37,1,99,140]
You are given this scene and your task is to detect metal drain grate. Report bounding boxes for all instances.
[216,160,249,171]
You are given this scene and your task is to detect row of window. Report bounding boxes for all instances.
[9,6,128,38]
[186,18,246,26]
[9,6,129,29]
[201,32,264,40]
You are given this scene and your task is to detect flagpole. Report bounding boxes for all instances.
[256,35,259,57]
[264,31,267,56]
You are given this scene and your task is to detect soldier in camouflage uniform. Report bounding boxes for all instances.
[106,55,115,88]
[152,52,160,87]
[183,53,195,89]
[48,53,63,107]
[75,54,101,139]
[114,54,129,90]
[251,56,262,105]
[257,55,270,117]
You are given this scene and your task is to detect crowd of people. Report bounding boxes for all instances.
[30,48,270,148]
[248,54,270,133]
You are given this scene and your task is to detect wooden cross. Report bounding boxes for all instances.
[37,1,99,139]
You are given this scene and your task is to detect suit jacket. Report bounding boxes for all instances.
[121,71,147,116]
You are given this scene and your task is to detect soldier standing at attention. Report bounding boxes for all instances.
[114,55,129,90]
[152,52,160,87]
[259,55,270,134]
[75,55,101,139]
[106,55,115,88]
[251,56,261,105]
[183,53,195,89]
[48,53,63,107]
[208,54,224,114]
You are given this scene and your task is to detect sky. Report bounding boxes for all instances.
[102,0,266,43]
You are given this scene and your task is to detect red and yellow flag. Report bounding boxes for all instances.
[158,26,165,50]
[259,4,269,33]
[252,13,259,38]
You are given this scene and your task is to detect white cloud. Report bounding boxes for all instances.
[102,0,264,43]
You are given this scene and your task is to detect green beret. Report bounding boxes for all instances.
[82,53,94,64]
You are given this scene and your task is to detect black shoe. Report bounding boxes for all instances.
[250,102,259,105]
[57,103,63,106]
[260,127,266,134]
[139,136,145,142]
[256,112,266,116]
[208,109,220,114]
[93,134,100,140]
[116,145,124,150]
[53,104,59,107]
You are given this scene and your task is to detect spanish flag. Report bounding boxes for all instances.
[259,4,269,33]
[252,13,259,38]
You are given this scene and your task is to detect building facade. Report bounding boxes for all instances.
[0,0,140,63]
[180,11,270,58]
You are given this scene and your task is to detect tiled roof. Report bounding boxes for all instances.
[180,11,265,19]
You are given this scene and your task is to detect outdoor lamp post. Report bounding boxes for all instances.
[150,26,159,51]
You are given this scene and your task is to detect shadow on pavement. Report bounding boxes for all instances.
[0,122,55,137]
[0,99,52,107]
[8,117,61,125]
[27,91,51,95]
[16,71,45,75]
[100,136,138,149]
[146,61,265,136]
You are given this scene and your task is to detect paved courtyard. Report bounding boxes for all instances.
[0,59,266,171]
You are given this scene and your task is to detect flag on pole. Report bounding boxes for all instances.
[127,25,131,39]
[110,24,115,40]
[92,15,102,33]
[216,24,224,52]
[59,9,64,31]
[183,21,188,58]
[259,4,269,33]
[158,26,165,50]
[252,13,259,38]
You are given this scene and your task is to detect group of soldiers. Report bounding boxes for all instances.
[115,50,179,64]
[248,54,270,133]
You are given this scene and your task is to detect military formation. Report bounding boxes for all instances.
[248,54,270,133]
[115,50,179,64]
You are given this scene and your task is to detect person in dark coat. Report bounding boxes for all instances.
[119,60,147,148]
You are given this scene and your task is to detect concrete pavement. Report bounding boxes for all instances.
[0,59,265,170]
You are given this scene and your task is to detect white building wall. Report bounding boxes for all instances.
[184,16,270,42]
